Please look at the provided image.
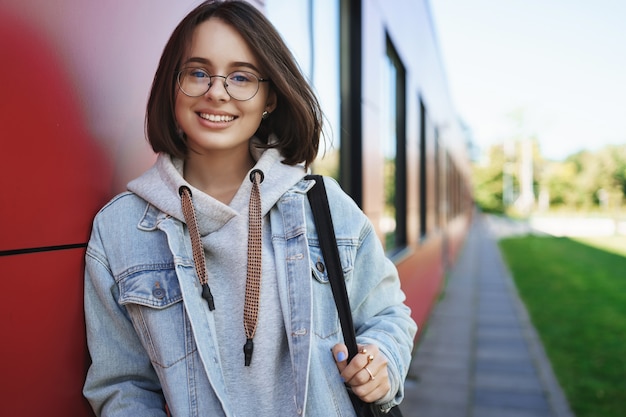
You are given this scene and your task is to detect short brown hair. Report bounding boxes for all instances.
[145,0,322,167]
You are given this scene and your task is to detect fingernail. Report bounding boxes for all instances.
[337,351,346,362]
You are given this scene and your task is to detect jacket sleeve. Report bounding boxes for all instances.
[83,221,167,417]
[324,177,418,410]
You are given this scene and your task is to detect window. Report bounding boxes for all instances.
[381,36,407,253]
[266,0,341,183]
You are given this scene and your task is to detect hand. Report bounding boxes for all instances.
[332,343,390,403]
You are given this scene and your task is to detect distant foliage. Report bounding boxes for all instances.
[472,142,626,214]
[545,145,626,211]
[472,145,506,213]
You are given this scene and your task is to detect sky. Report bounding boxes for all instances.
[429,0,626,161]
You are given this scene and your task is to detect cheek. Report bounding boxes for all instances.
[247,95,270,117]
[243,105,264,127]
[174,94,188,126]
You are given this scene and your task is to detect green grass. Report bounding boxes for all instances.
[499,236,626,417]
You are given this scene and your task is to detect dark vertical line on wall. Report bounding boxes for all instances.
[339,0,362,206]
[434,127,440,229]
[396,58,407,247]
[419,98,427,239]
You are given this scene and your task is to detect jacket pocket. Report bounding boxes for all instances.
[117,266,196,368]
[309,243,355,339]
[309,240,355,284]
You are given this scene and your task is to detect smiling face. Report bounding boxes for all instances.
[175,17,276,158]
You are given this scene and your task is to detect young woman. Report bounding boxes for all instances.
[83,1,416,416]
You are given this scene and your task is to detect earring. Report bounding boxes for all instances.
[262,111,269,119]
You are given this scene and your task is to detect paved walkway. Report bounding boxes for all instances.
[401,213,574,417]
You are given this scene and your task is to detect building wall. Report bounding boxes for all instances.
[0,1,471,415]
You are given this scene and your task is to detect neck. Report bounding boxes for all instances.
[183,149,255,204]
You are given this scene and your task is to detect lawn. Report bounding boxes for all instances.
[499,235,626,417]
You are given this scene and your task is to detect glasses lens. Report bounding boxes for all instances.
[178,68,210,97]
[225,71,260,101]
[177,68,262,100]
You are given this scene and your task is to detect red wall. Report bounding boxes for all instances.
[397,213,471,341]
[397,236,446,335]
[0,12,112,417]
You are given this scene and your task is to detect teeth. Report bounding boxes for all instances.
[199,113,235,122]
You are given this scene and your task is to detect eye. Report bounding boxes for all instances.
[228,71,255,84]
[188,68,209,79]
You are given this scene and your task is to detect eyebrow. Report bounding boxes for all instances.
[183,57,262,74]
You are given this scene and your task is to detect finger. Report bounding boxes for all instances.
[332,343,349,373]
[341,344,380,382]
[351,366,391,403]
[360,346,387,376]
[345,348,391,403]
[352,364,378,386]
[363,366,376,383]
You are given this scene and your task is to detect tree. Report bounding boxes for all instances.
[472,144,506,213]
[473,139,626,214]
[542,145,626,212]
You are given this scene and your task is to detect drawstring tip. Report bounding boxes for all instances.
[244,338,254,366]
[201,283,215,311]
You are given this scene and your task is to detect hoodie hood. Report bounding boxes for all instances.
[127,145,308,236]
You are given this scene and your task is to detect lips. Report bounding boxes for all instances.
[198,112,236,122]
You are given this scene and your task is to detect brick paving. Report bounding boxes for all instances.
[401,213,574,417]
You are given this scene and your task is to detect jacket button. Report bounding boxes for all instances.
[152,287,166,299]
[315,261,325,273]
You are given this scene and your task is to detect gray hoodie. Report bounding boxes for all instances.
[128,146,308,416]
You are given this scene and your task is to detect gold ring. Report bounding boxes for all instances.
[367,354,374,363]
[364,367,375,381]
[359,348,368,355]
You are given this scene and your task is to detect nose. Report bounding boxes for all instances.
[205,75,230,100]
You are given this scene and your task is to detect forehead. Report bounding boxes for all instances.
[187,18,259,68]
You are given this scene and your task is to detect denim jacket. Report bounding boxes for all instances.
[83,174,417,417]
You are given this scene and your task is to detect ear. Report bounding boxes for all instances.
[265,90,277,113]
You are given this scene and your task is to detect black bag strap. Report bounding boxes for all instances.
[306,175,405,417]
[305,175,359,361]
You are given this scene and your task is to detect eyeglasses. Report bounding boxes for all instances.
[177,67,269,101]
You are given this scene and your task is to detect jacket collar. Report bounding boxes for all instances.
[127,146,308,236]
